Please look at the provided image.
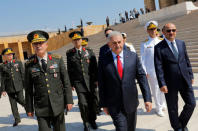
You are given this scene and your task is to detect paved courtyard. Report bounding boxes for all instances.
[0,74,197,131]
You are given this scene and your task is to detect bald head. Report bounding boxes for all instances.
[163,23,177,41]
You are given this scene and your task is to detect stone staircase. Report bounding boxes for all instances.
[52,9,198,73]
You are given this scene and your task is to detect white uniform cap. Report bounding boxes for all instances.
[144,20,158,30]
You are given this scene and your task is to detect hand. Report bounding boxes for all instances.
[192,79,194,85]
[1,91,6,96]
[27,112,34,117]
[160,86,168,93]
[103,107,109,115]
[146,74,149,78]
[67,104,73,111]
[94,81,98,86]
[72,87,75,91]
[145,102,152,112]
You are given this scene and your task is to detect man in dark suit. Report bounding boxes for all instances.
[154,23,196,131]
[67,31,99,131]
[25,30,73,131]
[1,48,25,127]
[98,28,114,62]
[98,31,152,131]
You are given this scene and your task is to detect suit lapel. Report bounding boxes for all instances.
[175,39,182,61]
[123,49,128,80]
[46,55,53,72]
[163,39,178,61]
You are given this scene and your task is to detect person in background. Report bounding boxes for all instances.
[121,32,136,52]
[1,48,26,127]
[140,21,166,117]
[81,38,89,48]
[67,31,98,131]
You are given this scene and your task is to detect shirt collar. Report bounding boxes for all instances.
[75,46,82,52]
[165,37,176,45]
[111,50,124,59]
[37,53,48,62]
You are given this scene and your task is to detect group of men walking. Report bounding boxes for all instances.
[0,20,196,131]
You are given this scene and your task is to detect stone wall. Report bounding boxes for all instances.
[144,0,156,11]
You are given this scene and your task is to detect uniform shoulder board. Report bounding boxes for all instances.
[66,48,75,54]
[144,39,149,42]
[25,56,35,66]
[51,54,61,59]
[126,42,133,45]
[158,37,164,40]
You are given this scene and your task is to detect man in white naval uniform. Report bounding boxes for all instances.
[140,21,166,117]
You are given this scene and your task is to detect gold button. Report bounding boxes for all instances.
[47,84,50,87]
[46,79,48,81]
[45,73,47,76]
[48,90,50,93]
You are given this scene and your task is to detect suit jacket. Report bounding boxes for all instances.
[154,39,193,89]
[66,47,98,93]
[99,44,110,62]
[1,60,24,93]
[98,48,152,114]
[25,53,73,117]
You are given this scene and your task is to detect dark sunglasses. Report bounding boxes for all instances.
[105,34,109,38]
[166,29,176,33]
[148,28,157,31]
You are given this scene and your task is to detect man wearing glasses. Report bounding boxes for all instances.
[154,23,196,131]
[140,21,166,117]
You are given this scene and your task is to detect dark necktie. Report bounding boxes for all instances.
[171,42,178,60]
[78,50,81,57]
[116,55,123,79]
[41,59,47,72]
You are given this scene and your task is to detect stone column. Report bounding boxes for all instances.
[178,0,188,3]
[17,41,24,61]
[144,0,156,11]
[159,0,177,9]
[3,42,8,49]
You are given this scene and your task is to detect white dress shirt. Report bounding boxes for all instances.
[111,50,124,69]
[164,38,178,53]
[37,53,48,66]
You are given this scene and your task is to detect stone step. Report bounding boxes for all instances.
[191,62,198,67]
[192,67,198,73]
[190,58,198,62]
[188,53,198,58]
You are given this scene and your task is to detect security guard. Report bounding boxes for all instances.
[140,21,166,117]
[67,31,98,131]
[25,30,73,131]
[1,48,25,126]
[81,38,88,48]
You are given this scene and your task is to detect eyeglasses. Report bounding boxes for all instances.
[148,28,157,31]
[166,29,176,33]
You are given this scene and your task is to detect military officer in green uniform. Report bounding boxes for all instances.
[25,30,73,131]
[1,48,26,127]
[67,31,98,131]
[81,38,89,48]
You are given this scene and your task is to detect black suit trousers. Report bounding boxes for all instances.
[37,111,65,131]
[8,90,25,122]
[109,107,137,131]
[165,78,196,129]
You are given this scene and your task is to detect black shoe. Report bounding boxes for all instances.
[84,125,90,131]
[90,121,98,129]
[13,120,21,127]
[183,127,189,131]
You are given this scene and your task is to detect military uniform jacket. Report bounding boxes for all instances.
[1,60,24,93]
[66,47,98,93]
[25,53,73,117]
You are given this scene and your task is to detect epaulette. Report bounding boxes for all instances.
[158,37,164,40]
[25,56,35,66]
[66,48,76,54]
[51,54,61,59]
[144,39,149,42]
[126,42,133,45]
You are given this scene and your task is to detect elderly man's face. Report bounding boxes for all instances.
[163,23,177,41]
[110,35,124,55]
[32,41,48,56]
[4,54,13,61]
